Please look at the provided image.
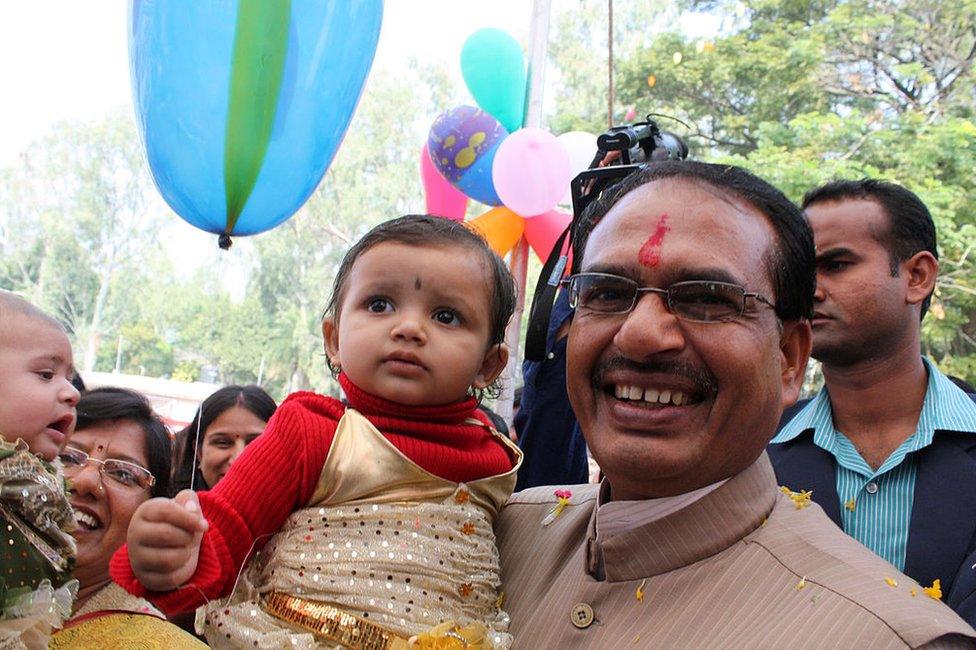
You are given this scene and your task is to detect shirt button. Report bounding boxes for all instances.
[570,602,594,628]
[547,352,555,360]
[865,482,879,494]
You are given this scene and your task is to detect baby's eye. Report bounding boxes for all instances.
[36,370,55,381]
[433,309,460,326]
[367,298,393,313]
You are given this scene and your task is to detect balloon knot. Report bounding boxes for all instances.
[218,233,233,250]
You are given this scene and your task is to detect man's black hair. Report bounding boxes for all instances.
[75,387,172,498]
[324,214,516,347]
[802,179,938,319]
[572,161,815,322]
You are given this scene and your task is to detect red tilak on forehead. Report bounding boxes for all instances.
[637,214,671,267]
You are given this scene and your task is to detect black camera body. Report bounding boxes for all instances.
[596,118,689,166]
[524,115,689,362]
[570,116,689,226]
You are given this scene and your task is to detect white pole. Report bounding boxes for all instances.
[496,0,551,427]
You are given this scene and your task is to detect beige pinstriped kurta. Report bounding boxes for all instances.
[497,454,976,648]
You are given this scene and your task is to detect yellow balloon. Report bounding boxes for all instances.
[465,207,525,256]
[646,74,657,88]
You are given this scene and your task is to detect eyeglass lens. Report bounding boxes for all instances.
[60,448,154,490]
[570,274,746,322]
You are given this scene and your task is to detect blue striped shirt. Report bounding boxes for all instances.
[772,358,976,570]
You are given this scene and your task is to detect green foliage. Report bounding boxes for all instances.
[548,0,976,383]
[3,1,974,394]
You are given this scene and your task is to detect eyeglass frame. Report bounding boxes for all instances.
[59,446,156,491]
[562,272,777,323]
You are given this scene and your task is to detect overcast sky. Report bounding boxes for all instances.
[0,1,718,290]
[0,1,547,164]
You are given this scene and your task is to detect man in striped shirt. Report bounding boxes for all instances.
[770,179,976,626]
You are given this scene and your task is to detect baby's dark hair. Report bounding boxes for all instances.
[324,215,516,350]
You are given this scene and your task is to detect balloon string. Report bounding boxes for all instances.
[181,531,275,636]
[188,401,204,492]
[607,0,614,128]
[225,533,275,604]
[189,244,229,492]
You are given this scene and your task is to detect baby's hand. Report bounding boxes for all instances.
[127,490,209,592]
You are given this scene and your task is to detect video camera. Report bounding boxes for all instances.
[524,115,689,362]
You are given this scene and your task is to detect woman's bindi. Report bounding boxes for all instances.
[414,277,422,290]
[637,214,670,267]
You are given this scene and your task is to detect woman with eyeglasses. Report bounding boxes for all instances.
[51,387,204,648]
[63,387,169,612]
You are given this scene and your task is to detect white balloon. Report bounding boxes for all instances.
[556,131,598,206]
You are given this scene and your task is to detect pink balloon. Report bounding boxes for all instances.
[420,143,468,221]
[524,209,572,263]
[491,128,571,217]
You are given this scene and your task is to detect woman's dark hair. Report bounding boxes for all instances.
[322,215,517,397]
[572,161,816,322]
[75,387,171,498]
[170,385,277,494]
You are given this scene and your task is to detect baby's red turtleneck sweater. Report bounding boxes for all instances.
[110,374,514,616]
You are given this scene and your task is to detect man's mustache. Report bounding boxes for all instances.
[591,357,719,398]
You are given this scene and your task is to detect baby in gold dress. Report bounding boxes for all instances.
[114,216,522,648]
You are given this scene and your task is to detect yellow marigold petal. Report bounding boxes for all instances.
[911,587,918,597]
[885,577,898,588]
[636,579,647,602]
[923,579,942,601]
[779,486,814,509]
[795,576,807,590]
[845,498,856,512]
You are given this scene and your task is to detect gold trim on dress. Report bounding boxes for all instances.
[261,591,411,650]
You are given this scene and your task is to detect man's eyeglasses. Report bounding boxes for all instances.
[563,272,776,323]
[60,447,155,491]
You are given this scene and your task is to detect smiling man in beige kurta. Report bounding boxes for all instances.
[496,162,976,649]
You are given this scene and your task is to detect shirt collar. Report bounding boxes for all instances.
[770,357,976,450]
[771,388,832,445]
[917,357,976,437]
[594,478,729,543]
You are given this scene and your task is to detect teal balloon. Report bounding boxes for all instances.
[460,29,526,133]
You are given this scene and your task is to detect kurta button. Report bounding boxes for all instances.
[865,481,879,494]
[571,603,594,628]
[547,352,555,360]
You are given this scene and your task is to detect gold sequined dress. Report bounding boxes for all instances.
[204,408,521,649]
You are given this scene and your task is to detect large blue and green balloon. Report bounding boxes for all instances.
[129,0,383,245]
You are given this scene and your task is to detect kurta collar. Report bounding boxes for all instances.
[586,453,778,582]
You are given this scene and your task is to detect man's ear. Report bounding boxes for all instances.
[779,319,812,409]
[903,251,938,308]
[472,344,509,389]
[322,319,341,369]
